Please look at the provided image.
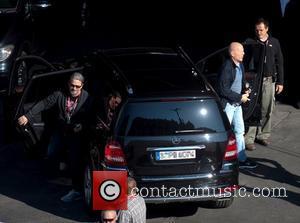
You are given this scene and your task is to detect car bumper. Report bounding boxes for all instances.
[144,186,236,204]
[135,168,238,204]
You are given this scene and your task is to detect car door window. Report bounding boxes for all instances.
[196,49,228,90]
[84,54,129,100]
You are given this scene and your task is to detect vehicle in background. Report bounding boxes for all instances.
[0,0,52,95]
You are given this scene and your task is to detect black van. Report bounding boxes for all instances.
[14,47,241,210]
[83,47,241,209]
[15,44,264,211]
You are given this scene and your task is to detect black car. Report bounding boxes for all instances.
[15,45,264,211]
[0,0,52,95]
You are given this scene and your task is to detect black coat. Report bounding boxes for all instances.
[218,59,246,109]
[257,35,284,85]
[25,89,92,133]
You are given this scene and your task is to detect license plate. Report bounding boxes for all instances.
[156,150,196,161]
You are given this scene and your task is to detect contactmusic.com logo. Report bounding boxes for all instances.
[93,171,128,210]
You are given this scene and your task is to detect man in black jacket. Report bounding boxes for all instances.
[18,72,92,202]
[245,18,284,150]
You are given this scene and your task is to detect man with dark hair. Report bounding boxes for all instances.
[93,91,122,133]
[118,177,146,223]
[245,18,284,150]
[18,72,92,202]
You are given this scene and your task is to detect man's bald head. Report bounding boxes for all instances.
[229,42,244,64]
[229,42,243,53]
[101,210,117,223]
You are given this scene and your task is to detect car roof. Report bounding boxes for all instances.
[100,47,208,96]
[102,47,177,56]
[126,90,218,101]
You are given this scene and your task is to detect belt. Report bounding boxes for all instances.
[232,102,240,107]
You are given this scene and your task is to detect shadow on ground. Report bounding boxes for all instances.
[0,142,99,222]
[240,157,300,206]
[147,202,198,219]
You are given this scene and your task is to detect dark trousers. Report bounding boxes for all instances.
[47,130,85,191]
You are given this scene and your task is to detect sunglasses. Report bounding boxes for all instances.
[69,83,82,89]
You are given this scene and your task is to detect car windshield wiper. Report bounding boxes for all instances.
[175,128,216,134]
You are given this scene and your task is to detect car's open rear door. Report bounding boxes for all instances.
[14,67,84,150]
[195,42,265,125]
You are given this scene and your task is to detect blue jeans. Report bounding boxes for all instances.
[224,103,247,162]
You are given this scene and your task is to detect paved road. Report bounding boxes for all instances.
[0,103,299,223]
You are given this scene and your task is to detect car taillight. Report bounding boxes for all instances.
[223,133,238,161]
[104,140,127,166]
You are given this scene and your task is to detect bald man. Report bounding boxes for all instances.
[101,210,118,223]
[218,42,257,169]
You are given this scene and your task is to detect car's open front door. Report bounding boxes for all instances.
[14,67,84,151]
[195,42,265,125]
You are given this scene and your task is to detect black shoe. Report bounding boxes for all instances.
[255,139,270,146]
[239,159,257,169]
[246,144,256,151]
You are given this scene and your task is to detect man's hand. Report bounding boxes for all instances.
[18,115,28,126]
[241,93,250,103]
[276,84,283,94]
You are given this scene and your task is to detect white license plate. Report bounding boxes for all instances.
[156,150,196,161]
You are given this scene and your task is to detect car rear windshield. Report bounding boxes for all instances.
[116,98,226,136]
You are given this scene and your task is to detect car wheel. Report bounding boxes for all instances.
[84,163,93,211]
[210,197,234,208]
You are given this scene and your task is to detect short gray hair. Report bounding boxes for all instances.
[69,72,85,84]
